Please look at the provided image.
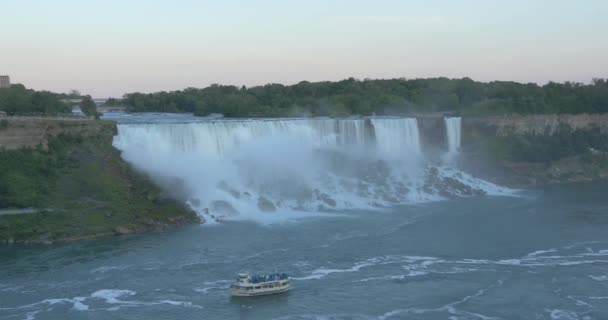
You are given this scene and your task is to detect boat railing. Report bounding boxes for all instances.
[247,273,289,283]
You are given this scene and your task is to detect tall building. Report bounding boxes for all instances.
[0,76,10,88]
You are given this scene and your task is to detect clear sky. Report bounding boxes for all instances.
[1,0,607,97]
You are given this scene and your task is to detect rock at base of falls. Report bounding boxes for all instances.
[217,181,242,199]
[189,198,201,207]
[313,190,337,207]
[211,200,239,216]
[257,196,277,212]
[425,167,486,198]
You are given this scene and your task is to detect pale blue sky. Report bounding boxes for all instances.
[1,0,607,97]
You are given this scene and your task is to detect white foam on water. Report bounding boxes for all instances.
[525,249,559,257]
[378,281,501,319]
[292,259,380,280]
[194,279,233,294]
[24,311,39,320]
[91,289,136,304]
[355,272,429,283]
[566,296,593,308]
[89,288,202,310]
[436,166,518,197]
[298,243,608,285]
[294,255,441,281]
[3,291,200,319]
[589,275,608,281]
[32,297,90,311]
[72,297,89,311]
[157,300,203,309]
[272,314,372,320]
[547,309,580,320]
[90,265,132,274]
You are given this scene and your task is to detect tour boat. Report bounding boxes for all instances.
[230,273,290,297]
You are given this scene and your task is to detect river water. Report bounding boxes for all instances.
[2,113,608,319]
[1,183,608,319]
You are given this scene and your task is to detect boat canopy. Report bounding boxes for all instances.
[238,273,289,283]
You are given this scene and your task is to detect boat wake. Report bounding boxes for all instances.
[0,288,202,319]
[292,242,608,282]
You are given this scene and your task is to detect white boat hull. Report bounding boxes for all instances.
[230,285,289,297]
[229,273,290,297]
[230,278,290,297]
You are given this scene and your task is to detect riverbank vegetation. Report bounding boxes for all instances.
[473,126,608,163]
[462,124,608,186]
[119,77,608,117]
[0,121,198,243]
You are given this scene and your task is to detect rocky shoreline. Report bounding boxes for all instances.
[2,213,200,245]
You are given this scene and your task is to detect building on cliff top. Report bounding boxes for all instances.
[0,75,10,88]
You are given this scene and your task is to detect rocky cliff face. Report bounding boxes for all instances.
[463,113,608,136]
[460,113,608,186]
[0,118,113,150]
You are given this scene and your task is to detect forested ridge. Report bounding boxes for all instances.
[3,78,607,118]
[116,77,608,117]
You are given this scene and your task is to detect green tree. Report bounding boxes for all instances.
[116,78,608,118]
[80,96,101,119]
[0,84,70,115]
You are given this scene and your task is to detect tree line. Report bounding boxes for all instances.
[0,84,71,115]
[0,84,99,117]
[482,126,608,163]
[117,78,608,117]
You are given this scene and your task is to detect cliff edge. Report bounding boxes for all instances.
[0,118,200,244]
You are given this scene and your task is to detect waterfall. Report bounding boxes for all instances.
[444,117,461,162]
[370,118,421,158]
[112,116,509,223]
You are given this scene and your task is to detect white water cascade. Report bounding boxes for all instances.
[444,117,462,163]
[113,116,510,223]
[370,118,421,158]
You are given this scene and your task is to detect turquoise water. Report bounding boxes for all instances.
[1,183,608,319]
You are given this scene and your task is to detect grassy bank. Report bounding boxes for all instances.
[461,125,608,186]
[0,120,199,244]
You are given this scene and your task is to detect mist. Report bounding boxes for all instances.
[111,116,512,224]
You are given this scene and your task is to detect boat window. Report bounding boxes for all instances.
[246,287,252,290]
[255,286,261,289]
